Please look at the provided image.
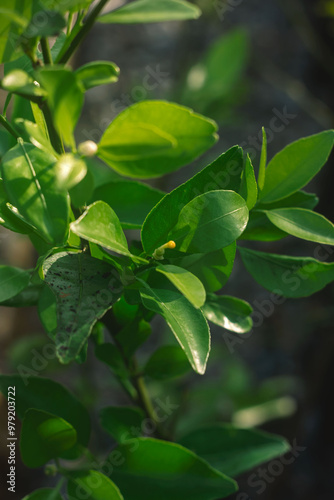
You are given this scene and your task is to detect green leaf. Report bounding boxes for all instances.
[179,424,290,477]
[38,284,58,334]
[168,190,249,253]
[15,119,56,157]
[0,375,91,448]
[69,167,95,209]
[142,146,244,254]
[54,154,87,190]
[1,69,46,98]
[70,201,138,260]
[95,343,129,379]
[239,247,334,297]
[0,283,41,307]
[145,345,192,380]
[105,438,237,500]
[42,251,123,363]
[100,406,145,442]
[99,0,201,24]
[203,294,253,333]
[0,265,30,302]
[156,264,206,308]
[171,243,236,293]
[240,211,287,242]
[20,409,77,468]
[239,154,257,210]
[75,61,120,90]
[97,101,218,178]
[37,66,84,147]
[91,181,164,229]
[117,319,152,358]
[0,142,69,245]
[138,276,210,374]
[264,207,334,245]
[257,190,319,210]
[22,9,66,39]
[22,488,64,500]
[259,130,334,203]
[68,470,124,500]
[257,126,267,193]
[0,1,34,63]
[41,0,92,13]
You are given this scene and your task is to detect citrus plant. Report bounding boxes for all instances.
[0,1,334,499]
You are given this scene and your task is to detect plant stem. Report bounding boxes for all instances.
[40,37,53,65]
[41,105,64,154]
[58,0,110,64]
[0,115,20,139]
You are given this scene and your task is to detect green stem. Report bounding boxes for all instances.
[57,0,109,64]
[0,115,20,139]
[40,37,53,65]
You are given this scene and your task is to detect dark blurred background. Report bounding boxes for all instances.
[1,0,334,498]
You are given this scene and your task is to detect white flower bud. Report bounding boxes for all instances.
[78,140,98,157]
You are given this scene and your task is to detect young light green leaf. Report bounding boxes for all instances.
[0,1,33,63]
[100,406,145,442]
[144,345,192,380]
[105,438,237,500]
[138,276,210,374]
[1,69,46,98]
[37,66,84,147]
[54,154,87,190]
[203,294,253,333]
[142,146,244,254]
[171,243,236,292]
[239,154,258,210]
[22,488,64,500]
[99,0,201,24]
[68,470,124,500]
[0,265,30,302]
[92,180,164,229]
[264,207,334,245]
[15,119,56,157]
[239,247,334,297]
[168,190,249,253]
[156,264,206,308]
[42,251,123,363]
[1,142,69,244]
[0,375,91,448]
[179,424,290,477]
[75,61,120,90]
[257,126,267,193]
[259,130,334,203]
[70,201,138,259]
[98,101,218,178]
[20,409,77,468]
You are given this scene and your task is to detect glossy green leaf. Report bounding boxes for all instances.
[145,345,192,380]
[168,190,248,253]
[239,154,257,210]
[70,201,137,259]
[0,265,30,302]
[171,243,236,292]
[91,181,164,229]
[1,142,69,244]
[264,207,334,245]
[240,211,287,242]
[100,406,145,442]
[15,119,56,157]
[54,154,87,190]
[22,488,64,500]
[203,294,253,333]
[68,470,124,500]
[37,66,84,147]
[138,276,210,374]
[156,264,206,308]
[42,251,123,363]
[257,190,319,210]
[0,375,91,448]
[239,247,334,297]
[0,283,41,307]
[99,0,201,24]
[75,61,120,90]
[1,69,46,98]
[179,424,290,477]
[38,284,58,334]
[142,146,244,254]
[259,130,334,203]
[98,101,218,178]
[257,126,267,193]
[20,409,77,468]
[105,438,237,500]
